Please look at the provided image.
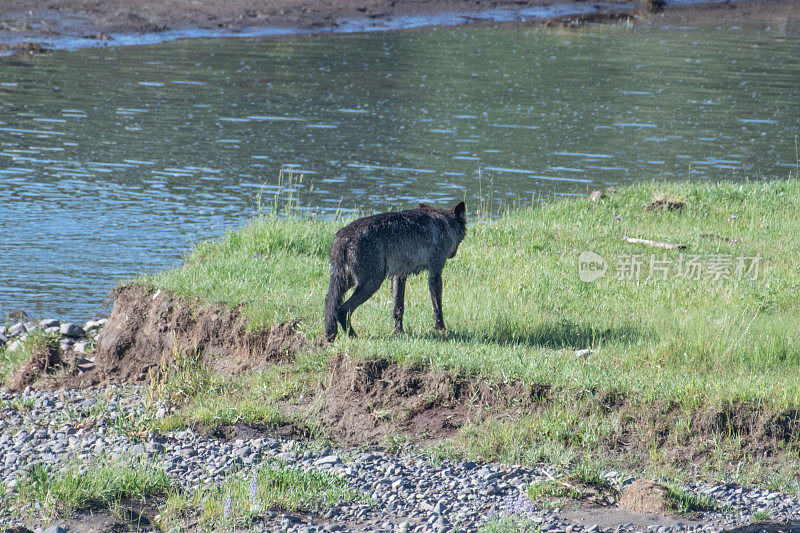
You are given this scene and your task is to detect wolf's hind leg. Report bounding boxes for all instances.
[340,277,383,337]
[392,276,407,333]
[429,271,445,331]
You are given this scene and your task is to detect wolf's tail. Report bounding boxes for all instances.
[325,261,349,342]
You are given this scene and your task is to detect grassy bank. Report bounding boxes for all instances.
[147,179,800,404]
[136,179,800,485]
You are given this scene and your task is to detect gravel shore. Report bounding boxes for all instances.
[1,383,798,532]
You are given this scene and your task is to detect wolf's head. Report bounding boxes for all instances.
[448,201,467,258]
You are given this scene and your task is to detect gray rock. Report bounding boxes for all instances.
[44,526,67,533]
[39,319,60,329]
[73,341,90,353]
[314,455,341,466]
[8,322,26,337]
[60,323,85,338]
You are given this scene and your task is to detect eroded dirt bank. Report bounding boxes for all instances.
[17,283,795,475]
[94,284,304,383]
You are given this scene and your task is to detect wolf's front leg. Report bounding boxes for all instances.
[429,271,445,330]
[392,276,407,333]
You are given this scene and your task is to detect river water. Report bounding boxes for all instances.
[1,22,799,320]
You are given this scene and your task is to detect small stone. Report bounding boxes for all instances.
[130,444,146,456]
[44,526,68,533]
[575,349,592,358]
[60,323,85,338]
[40,319,60,329]
[8,322,26,337]
[314,455,341,466]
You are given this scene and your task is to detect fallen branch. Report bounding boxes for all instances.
[623,236,686,250]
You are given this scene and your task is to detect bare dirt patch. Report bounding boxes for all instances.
[93,284,304,384]
[204,421,311,441]
[7,339,63,392]
[59,497,163,533]
[313,352,552,444]
[559,502,703,531]
[618,479,670,515]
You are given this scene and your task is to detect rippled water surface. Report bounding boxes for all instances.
[1,23,799,320]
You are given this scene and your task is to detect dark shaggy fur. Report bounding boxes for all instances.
[325,202,467,342]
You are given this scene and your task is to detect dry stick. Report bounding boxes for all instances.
[541,467,579,491]
[622,236,686,250]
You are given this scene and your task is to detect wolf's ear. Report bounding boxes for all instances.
[419,203,432,209]
[453,201,466,220]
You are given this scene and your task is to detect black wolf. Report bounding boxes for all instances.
[325,202,467,342]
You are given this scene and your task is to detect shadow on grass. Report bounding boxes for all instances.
[422,318,650,349]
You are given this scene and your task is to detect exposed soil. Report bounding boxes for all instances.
[0,0,634,49]
[618,479,670,515]
[59,497,164,533]
[6,339,64,392]
[560,503,702,531]
[204,420,312,441]
[92,284,304,384]
[313,353,551,444]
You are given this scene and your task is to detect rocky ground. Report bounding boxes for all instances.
[1,357,799,532]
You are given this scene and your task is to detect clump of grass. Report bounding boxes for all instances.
[528,459,618,504]
[479,512,540,532]
[665,484,723,514]
[479,493,539,532]
[161,460,363,529]
[148,340,213,408]
[11,456,171,519]
[1,330,60,387]
[159,363,316,431]
[528,479,583,501]
[452,398,619,468]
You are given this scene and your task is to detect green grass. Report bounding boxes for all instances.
[157,360,318,432]
[0,330,60,386]
[160,460,363,529]
[527,458,618,503]
[8,456,171,519]
[143,179,800,408]
[751,509,772,522]
[665,483,723,514]
[479,514,541,532]
[137,179,800,481]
